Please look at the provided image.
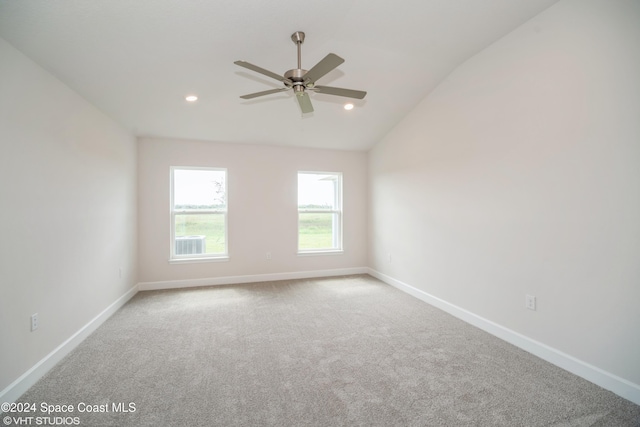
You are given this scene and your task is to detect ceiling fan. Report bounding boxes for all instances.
[234,31,367,114]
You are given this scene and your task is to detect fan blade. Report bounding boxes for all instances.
[234,60,287,83]
[240,88,289,99]
[303,53,344,84]
[314,86,367,99]
[296,92,314,114]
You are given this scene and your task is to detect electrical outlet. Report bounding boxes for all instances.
[31,313,39,331]
[266,252,272,260]
[525,295,536,311]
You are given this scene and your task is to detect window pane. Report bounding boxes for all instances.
[298,212,335,250]
[174,169,226,209]
[298,173,337,209]
[174,213,225,254]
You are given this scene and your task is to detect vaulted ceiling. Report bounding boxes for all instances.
[0,0,559,150]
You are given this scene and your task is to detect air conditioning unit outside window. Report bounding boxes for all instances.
[175,235,206,255]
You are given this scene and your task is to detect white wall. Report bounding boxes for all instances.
[369,0,640,389]
[138,137,367,284]
[0,38,137,394]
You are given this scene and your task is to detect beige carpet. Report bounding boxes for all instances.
[13,275,640,426]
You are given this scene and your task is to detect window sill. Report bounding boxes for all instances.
[169,256,229,264]
[297,250,344,256]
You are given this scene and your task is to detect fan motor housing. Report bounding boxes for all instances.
[284,69,307,83]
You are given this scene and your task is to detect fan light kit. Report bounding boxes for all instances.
[234,31,367,114]
[344,103,354,111]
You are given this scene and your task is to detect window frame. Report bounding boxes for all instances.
[297,171,343,255]
[169,166,228,263]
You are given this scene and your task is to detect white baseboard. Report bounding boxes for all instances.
[0,285,139,406]
[138,267,369,291]
[368,268,640,406]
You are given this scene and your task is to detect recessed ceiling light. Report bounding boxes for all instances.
[185,95,198,102]
[344,103,354,111]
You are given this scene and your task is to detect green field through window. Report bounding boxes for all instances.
[298,212,333,250]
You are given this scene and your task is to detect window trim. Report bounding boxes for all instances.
[170,166,229,262]
[297,171,343,255]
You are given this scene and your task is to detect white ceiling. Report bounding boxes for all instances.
[0,0,559,151]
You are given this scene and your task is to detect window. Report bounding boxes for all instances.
[298,172,342,253]
[170,167,227,261]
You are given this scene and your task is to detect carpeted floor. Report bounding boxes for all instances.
[13,275,640,426]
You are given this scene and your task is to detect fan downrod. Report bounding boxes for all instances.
[287,31,307,88]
